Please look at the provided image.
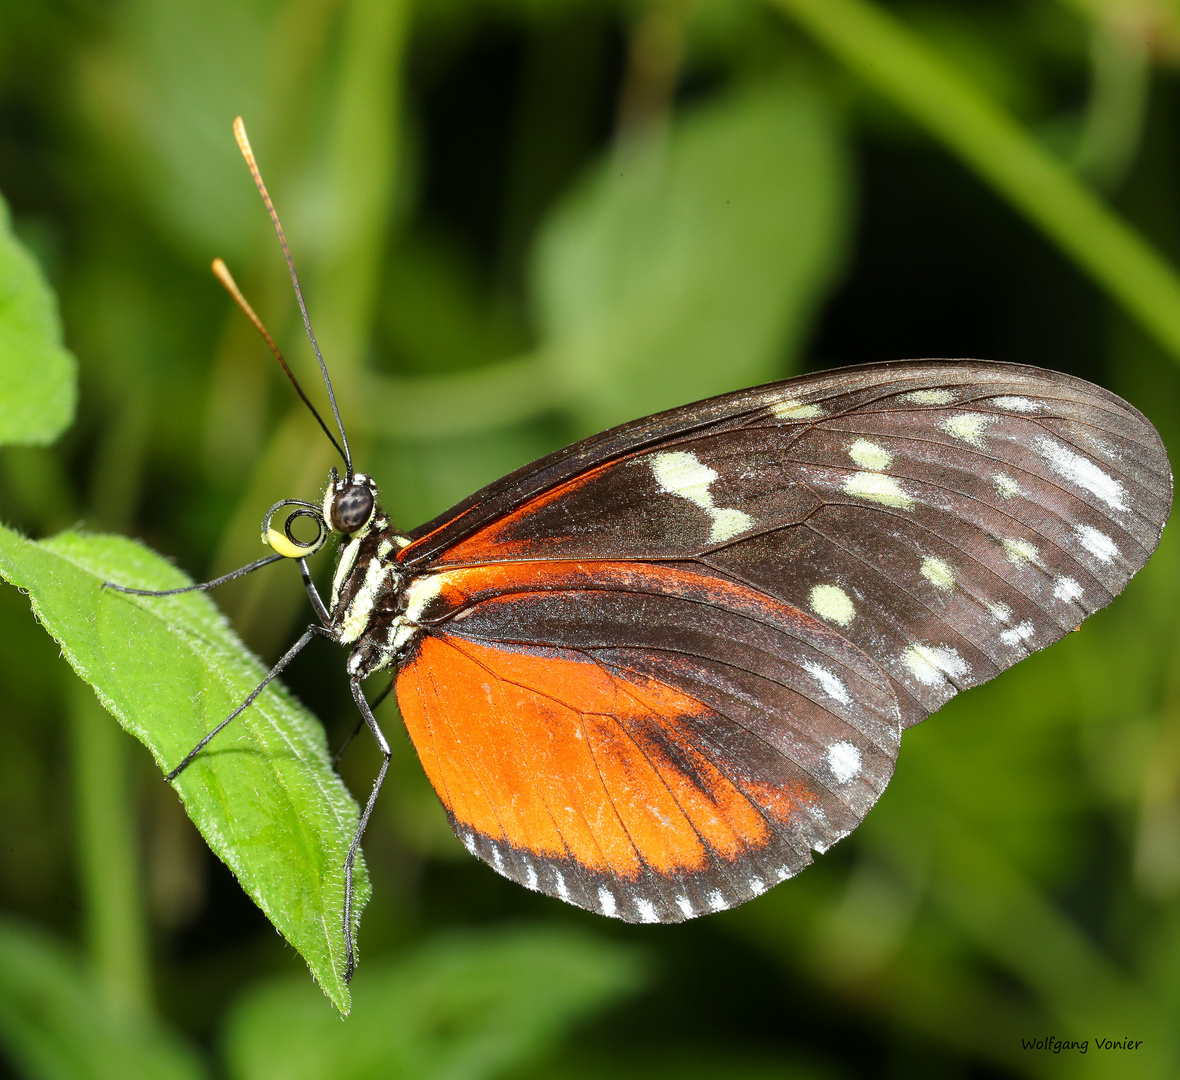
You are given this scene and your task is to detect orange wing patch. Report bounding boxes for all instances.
[396,636,792,880]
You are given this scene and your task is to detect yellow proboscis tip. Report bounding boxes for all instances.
[266,527,313,560]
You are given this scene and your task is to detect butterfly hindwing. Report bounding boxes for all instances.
[395,561,899,921]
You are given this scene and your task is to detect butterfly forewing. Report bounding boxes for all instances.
[393,360,1171,918]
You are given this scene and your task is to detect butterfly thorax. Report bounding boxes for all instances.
[324,495,423,680]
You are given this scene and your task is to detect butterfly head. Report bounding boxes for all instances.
[323,468,379,536]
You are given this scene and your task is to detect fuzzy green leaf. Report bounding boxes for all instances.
[0,526,367,1014]
[0,192,77,445]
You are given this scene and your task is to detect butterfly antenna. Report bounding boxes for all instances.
[233,116,354,479]
[211,259,347,465]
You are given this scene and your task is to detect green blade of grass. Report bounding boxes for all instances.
[0,526,368,1014]
[770,0,1180,365]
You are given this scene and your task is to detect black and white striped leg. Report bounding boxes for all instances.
[166,623,335,781]
[343,676,392,981]
[331,677,394,768]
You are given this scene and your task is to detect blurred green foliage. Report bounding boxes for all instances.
[0,0,1179,1077]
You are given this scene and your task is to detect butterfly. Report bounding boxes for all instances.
[111,120,1172,979]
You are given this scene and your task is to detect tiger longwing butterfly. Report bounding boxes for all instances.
[111,120,1172,979]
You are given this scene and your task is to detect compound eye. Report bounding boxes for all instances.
[331,482,375,534]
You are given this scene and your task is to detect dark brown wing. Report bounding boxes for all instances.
[399,360,1171,726]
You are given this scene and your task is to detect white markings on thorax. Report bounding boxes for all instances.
[1034,437,1127,512]
[331,537,363,611]
[649,450,754,543]
[339,553,394,643]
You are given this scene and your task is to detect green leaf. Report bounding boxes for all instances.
[0,192,77,445]
[532,74,851,432]
[223,926,645,1080]
[0,915,206,1080]
[0,526,367,1014]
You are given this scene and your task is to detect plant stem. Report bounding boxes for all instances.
[769,0,1180,365]
[69,678,150,1019]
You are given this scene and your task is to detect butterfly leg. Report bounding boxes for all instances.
[343,676,392,981]
[166,623,335,781]
[331,677,394,767]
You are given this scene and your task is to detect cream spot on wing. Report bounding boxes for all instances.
[902,388,956,405]
[1076,525,1119,563]
[849,438,893,471]
[1035,437,1127,512]
[992,395,1040,412]
[1003,538,1040,566]
[1000,621,1035,646]
[706,890,726,912]
[770,397,825,419]
[802,662,850,705]
[809,584,855,626]
[985,600,1012,623]
[844,472,914,510]
[524,860,538,890]
[598,886,617,917]
[748,877,766,896]
[649,450,755,543]
[903,644,969,686]
[827,741,862,783]
[920,556,955,591]
[634,898,659,923]
[941,412,991,448]
[554,871,570,902]
[993,473,1025,499]
[1054,576,1083,602]
[676,896,694,917]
